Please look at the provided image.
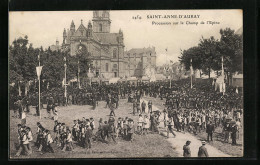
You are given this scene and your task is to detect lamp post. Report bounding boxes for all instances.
[190,59,193,89]
[64,56,67,106]
[36,52,43,119]
[77,59,81,88]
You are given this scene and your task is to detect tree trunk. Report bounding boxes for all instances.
[208,68,211,79]
[226,72,229,86]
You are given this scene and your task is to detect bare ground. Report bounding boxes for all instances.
[9,99,178,159]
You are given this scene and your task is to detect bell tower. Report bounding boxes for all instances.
[92,11,111,33]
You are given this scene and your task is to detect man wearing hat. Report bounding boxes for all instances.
[127,118,134,142]
[167,118,176,138]
[148,100,152,113]
[90,118,95,130]
[206,121,215,142]
[45,129,55,153]
[133,99,137,116]
[15,130,29,156]
[143,115,150,135]
[137,114,144,134]
[116,117,123,138]
[183,140,191,157]
[230,120,237,145]
[198,141,209,157]
[141,100,146,114]
[72,120,79,141]
[109,103,116,117]
[84,125,93,149]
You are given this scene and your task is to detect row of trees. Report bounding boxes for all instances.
[179,28,243,81]
[9,36,92,96]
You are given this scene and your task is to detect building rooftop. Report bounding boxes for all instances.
[94,33,120,45]
[125,47,156,57]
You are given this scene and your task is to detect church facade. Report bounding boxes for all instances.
[62,11,127,79]
[61,10,157,80]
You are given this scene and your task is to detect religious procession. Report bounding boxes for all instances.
[9,10,243,158]
[12,78,243,157]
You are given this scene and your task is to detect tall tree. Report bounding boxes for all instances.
[198,36,220,78]
[179,46,203,71]
[217,28,243,74]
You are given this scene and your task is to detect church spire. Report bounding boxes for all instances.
[70,20,75,33]
[63,28,67,44]
[70,20,75,27]
[63,28,66,36]
[88,21,92,29]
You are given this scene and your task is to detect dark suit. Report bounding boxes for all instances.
[206,124,214,141]
[198,145,209,157]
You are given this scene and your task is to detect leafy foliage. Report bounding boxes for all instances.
[9,36,92,95]
[179,28,243,77]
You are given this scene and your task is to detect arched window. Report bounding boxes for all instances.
[106,63,109,72]
[99,24,102,32]
[113,48,117,58]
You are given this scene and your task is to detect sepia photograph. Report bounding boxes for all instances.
[9,10,243,158]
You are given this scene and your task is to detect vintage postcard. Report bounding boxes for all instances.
[9,10,243,158]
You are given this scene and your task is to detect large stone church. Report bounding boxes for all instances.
[62,11,126,79]
[61,10,157,80]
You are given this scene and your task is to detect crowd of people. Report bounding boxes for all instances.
[12,79,243,157]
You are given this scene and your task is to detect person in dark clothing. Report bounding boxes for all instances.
[198,141,209,157]
[206,121,214,142]
[109,103,116,117]
[141,101,146,114]
[148,100,152,113]
[183,140,191,157]
[230,122,237,145]
[85,125,93,149]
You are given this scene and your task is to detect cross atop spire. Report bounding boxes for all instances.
[81,19,83,24]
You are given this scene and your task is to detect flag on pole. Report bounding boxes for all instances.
[190,59,193,89]
[221,56,225,94]
[18,82,21,96]
[36,66,43,78]
[221,56,224,77]
[78,60,80,73]
[190,59,193,75]
[62,78,65,87]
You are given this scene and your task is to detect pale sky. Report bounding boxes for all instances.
[9,10,242,66]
